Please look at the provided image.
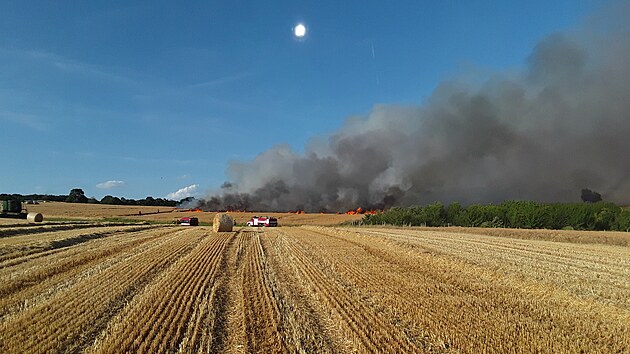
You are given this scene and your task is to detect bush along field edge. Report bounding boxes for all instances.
[362,201,630,231]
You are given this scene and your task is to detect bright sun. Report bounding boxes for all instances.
[294,23,306,38]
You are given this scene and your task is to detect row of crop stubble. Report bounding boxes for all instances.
[288,226,630,352]
[0,224,304,353]
[1,223,629,353]
[1,225,204,352]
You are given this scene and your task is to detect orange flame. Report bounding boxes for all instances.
[345,207,379,215]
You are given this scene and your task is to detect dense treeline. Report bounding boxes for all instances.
[0,193,67,202]
[98,195,176,206]
[1,189,177,207]
[363,201,630,231]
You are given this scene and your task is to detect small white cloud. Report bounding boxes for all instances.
[96,180,126,189]
[167,184,198,200]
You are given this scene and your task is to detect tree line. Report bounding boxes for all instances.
[363,200,630,231]
[1,189,177,207]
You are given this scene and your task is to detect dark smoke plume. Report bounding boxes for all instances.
[198,5,630,212]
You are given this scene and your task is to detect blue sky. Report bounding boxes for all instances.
[0,1,605,200]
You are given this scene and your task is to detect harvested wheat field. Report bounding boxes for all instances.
[1,223,628,353]
[24,202,362,226]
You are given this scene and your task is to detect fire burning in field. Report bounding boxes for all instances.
[345,207,379,215]
[177,208,204,213]
[282,208,379,215]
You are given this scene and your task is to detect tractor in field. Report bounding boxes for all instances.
[246,216,278,227]
[0,199,44,222]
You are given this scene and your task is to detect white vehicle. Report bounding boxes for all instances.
[177,217,199,226]
[246,216,278,227]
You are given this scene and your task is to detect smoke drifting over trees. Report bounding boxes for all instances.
[198,5,630,212]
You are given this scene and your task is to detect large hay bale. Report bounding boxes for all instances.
[27,212,44,223]
[213,213,234,232]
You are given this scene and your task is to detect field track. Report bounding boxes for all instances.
[1,224,628,353]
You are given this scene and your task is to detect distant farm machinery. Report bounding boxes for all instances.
[0,199,44,222]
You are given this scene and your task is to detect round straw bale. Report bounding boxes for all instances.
[27,212,44,223]
[213,213,234,232]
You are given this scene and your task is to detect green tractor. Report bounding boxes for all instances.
[0,199,43,222]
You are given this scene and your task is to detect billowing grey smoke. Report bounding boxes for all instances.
[199,9,630,212]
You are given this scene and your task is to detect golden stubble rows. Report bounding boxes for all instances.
[266,228,422,353]
[0,227,204,353]
[0,227,178,320]
[297,226,630,352]
[1,223,628,353]
[347,227,630,310]
[89,231,232,353]
[0,224,158,263]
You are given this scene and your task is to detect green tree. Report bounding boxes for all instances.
[593,207,616,230]
[614,209,630,232]
[424,202,446,226]
[66,188,88,203]
[100,195,123,205]
[446,202,462,225]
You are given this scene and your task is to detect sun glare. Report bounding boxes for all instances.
[294,23,306,38]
